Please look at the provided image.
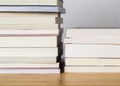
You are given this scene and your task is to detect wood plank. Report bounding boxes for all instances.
[0,73,120,86]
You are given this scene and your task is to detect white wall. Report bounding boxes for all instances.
[62,0,120,28]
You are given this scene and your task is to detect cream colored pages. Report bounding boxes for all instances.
[65,67,120,72]
[0,13,59,29]
[66,58,120,65]
[0,37,57,47]
[0,48,58,57]
[64,38,120,44]
[0,58,57,64]
[65,44,120,58]
[0,29,59,34]
[0,63,59,68]
[0,0,58,5]
[66,29,120,38]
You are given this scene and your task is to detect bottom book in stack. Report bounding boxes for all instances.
[0,64,60,74]
[0,29,60,74]
[64,28,120,73]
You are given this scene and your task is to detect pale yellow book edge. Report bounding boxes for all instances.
[0,0,62,6]
[66,58,120,65]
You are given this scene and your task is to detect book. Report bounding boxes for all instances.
[0,6,65,13]
[0,13,62,29]
[0,48,57,58]
[0,36,57,47]
[0,58,57,64]
[0,68,60,74]
[0,29,59,34]
[64,39,120,44]
[0,63,59,68]
[65,29,120,44]
[0,25,59,29]
[0,0,63,6]
[65,44,120,58]
[65,67,120,73]
[66,29,120,38]
[66,58,120,66]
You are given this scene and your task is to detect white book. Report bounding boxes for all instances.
[0,0,62,6]
[65,29,120,44]
[0,69,60,74]
[0,48,57,58]
[65,67,120,73]
[64,38,120,44]
[66,28,120,38]
[0,29,59,35]
[66,29,120,39]
[0,13,61,29]
[0,58,57,64]
[0,36,57,47]
[0,26,59,30]
[66,58,120,66]
[0,63,59,68]
[65,44,120,58]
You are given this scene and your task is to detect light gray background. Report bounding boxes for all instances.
[62,0,120,28]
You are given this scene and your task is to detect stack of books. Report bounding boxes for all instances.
[0,0,65,74]
[64,28,120,73]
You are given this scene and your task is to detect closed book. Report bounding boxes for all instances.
[65,67,120,73]
[0,0,63,6]
[0,63,59,68]
[0,57,57,64]
[66,58,120,66]
[0,6,65,13]
[65,44,120,58]
[0,48,57,57]
[0,13,62,29]
[0,36,57,47]
[66,29,120,38]
[0,29,59,34]
[0,69,60,74]
[65,29,120,44]
[64,38,120,44]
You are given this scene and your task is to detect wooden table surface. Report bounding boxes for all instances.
[0,73,120,86]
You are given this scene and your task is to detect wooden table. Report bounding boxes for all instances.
[0,73,120,86]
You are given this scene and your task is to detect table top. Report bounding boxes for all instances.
[0,73,120,86]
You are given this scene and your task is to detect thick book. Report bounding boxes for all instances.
[0,57,57,64]
[0,26,60,30]
[66,58,120,66]
[0,48,57,58]
[0,0,63,6]
[64,38,120,44]
[0,68,60,74]
[0,29,59,34]
[0,13,62,29]
[65,29,120,44]
[65,67,120,73]
[0,36,57,47]
[65,44,120,58]
[0,63,59,68]
[66,29,120,38]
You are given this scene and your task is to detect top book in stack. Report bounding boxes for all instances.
[65,28,120,44]
[0,0,63,7]
[0,0,65,13]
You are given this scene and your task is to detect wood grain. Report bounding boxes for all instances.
[0,73,120,86]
